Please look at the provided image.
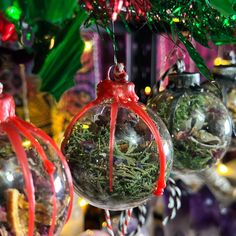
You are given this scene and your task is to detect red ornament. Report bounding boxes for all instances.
[0,14,17,42]
[62,63,168,198]
[81,0,152,21]
[0,84,73,236]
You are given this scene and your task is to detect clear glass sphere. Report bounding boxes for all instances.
[0,134,70,235]
[148,91,232,172]
[213,65,236,150]
[63,103,173,210]
[226,88,236,148]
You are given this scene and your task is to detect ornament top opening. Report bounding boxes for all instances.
[0,86,73,236]
[62,63,173,211]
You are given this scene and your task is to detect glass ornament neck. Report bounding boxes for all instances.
[0,84,16,123]
[213,65,236,81]
[168,72,201,89]
[167,59,201,88]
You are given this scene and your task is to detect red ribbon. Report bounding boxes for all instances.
[63,64,166,196]
[82,0,151,21]
[0,93,74,235]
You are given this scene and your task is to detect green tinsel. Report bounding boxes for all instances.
[39,10,87,101]
[1,0,236,100]
[17,0,78,23]
[80,0,236,81]
[0,0,13,11]
[208,0,236,16]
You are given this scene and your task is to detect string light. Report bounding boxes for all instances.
[5,3,22,21]
[49,37,55,49]
[78,198,88,207]
[144,86,151,95]
[172,18,180,22]
[22,140,31,147]
[214,57,231,66]
[84,40,93,53]
[102,221,107,228]
[217,163,229,175]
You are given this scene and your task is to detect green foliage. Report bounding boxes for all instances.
[171,93,214,170]
[39,11,87,101]
[147,92,172,125]
[211,33,236,45]
[64,112,173,202]
[17,0,77,23]
[154,91,227,171]
[0,0,13,11]
[178,32,213,80]
[173,141,213,171]
[5,2,21,21]
[82,0,236,80]
[208,0,236,16]
[174,93,205,130]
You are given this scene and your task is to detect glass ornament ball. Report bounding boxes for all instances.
[0,92,73,236]
[63,103,173,211]
[0,135,71,236]
[213,64,236,150]
[148,74,232,172]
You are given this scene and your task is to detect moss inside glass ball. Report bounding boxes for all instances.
[64,103,173,210]
[148,91,232,172]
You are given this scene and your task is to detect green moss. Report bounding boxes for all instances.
[174,93,205,131]
[65,121,168,203]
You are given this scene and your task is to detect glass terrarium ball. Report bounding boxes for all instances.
[148,91,232,172]
[63,103,173,210]
[212,64,236,150]
[227,88,236,127]
[0,134,70,235]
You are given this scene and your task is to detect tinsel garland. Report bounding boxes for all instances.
[80,0,236,45]
[1,0,236,99]
[79,0,236,79]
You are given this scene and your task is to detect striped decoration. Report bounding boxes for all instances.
[105,209,115,236]
[162,178,182,225]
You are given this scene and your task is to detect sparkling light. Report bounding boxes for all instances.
[6,172,14,182]
[84,40,93,53]
[22,140,31,147]
[102,221,107,228]
[172,18,180,22]
[144,86,151,95]
[214,57,230,66]
[78,198,88,207]
[217,164,229,174]
[49,37,55,49]
[5,3,22,21]
[54,176,63,193]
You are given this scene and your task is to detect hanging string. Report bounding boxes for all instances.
[162,178,182,225]
[130,205,148,236]
[118,205,148,236]
[112,21,118,65]
[117,209,133,236]
[105,210,115,236]
[19,64,30,122]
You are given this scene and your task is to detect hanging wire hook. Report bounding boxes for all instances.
[107,65,115,80]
